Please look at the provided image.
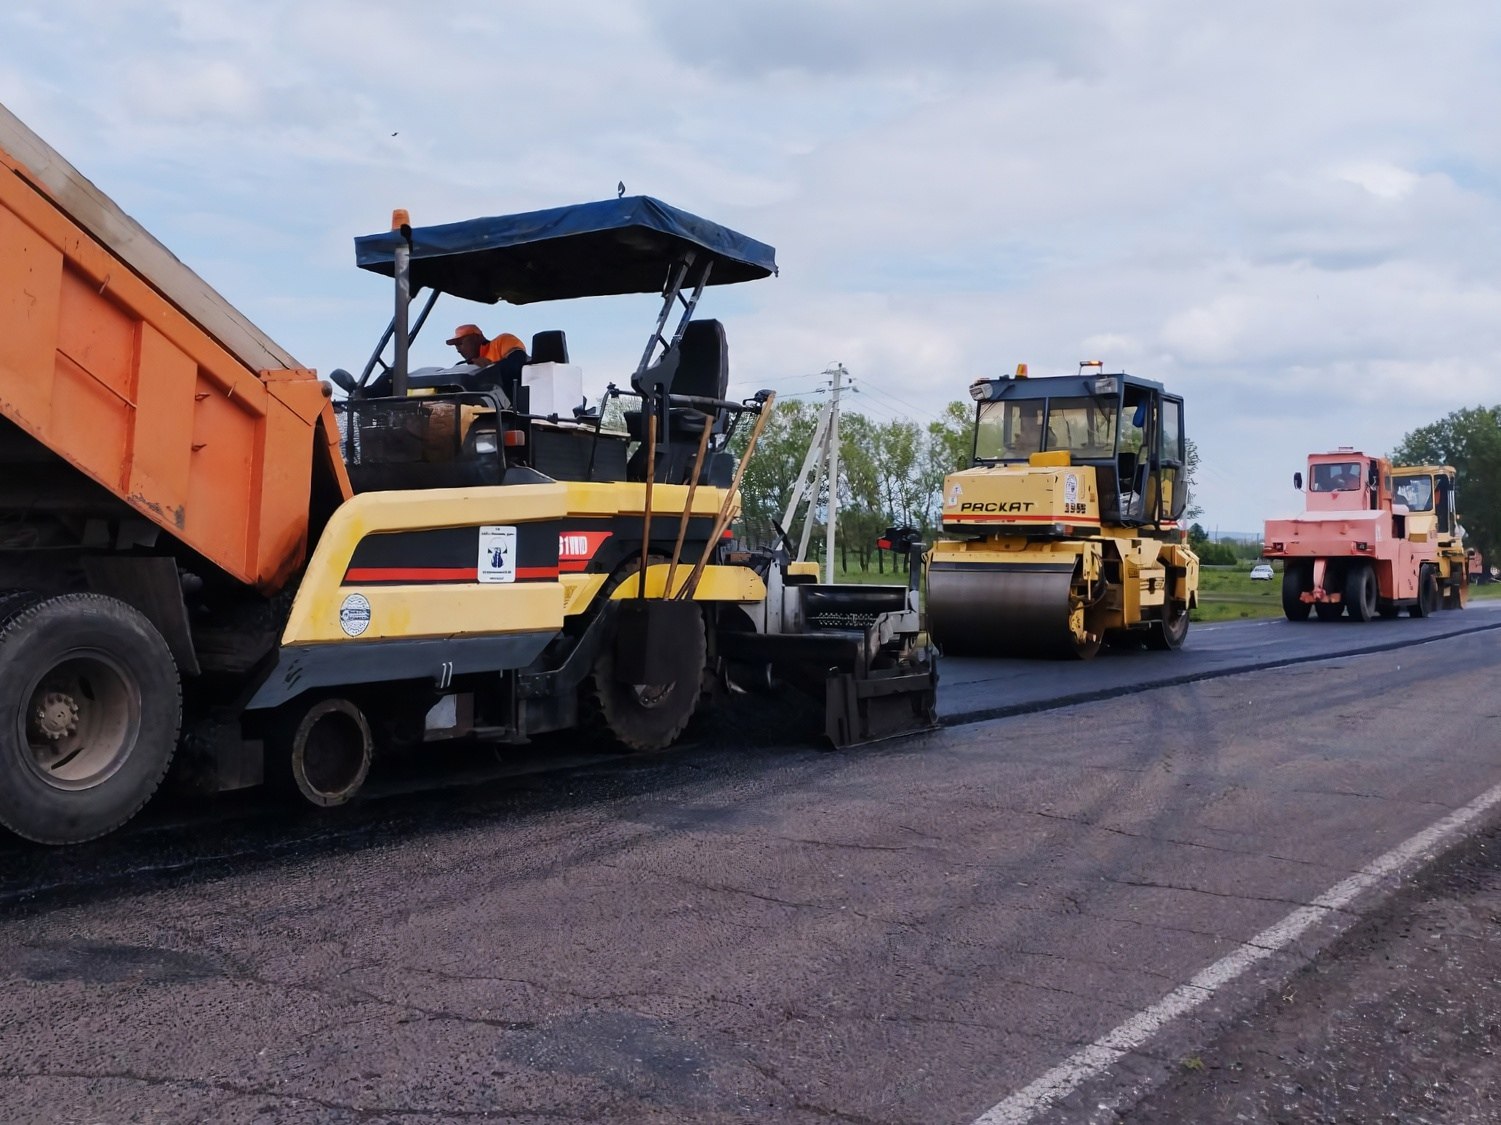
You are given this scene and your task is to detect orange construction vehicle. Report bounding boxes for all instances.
[1263,448,1454,621]
[0,103,936,844]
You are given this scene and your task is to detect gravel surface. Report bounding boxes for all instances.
[1124,823,1501,1124]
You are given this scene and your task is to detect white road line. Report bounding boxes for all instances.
[971,776,1501,1125]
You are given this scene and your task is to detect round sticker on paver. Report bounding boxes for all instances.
[339,593,371,637]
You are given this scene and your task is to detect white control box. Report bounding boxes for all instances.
[522,362,584,417]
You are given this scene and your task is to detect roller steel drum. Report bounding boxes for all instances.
[926,560,1089,658]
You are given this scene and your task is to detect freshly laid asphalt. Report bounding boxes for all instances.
[938,597,1501,723]
[0,605,1498,1123]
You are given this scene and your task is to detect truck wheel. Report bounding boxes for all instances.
[1343,564,1378,622]
[1411,566,1439,618]
[1281,567,1312,621]
[1145,604,1190,650]
[586,604,707,752]
[0,593,180,844]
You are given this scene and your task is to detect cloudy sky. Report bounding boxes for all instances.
[4,0,1499,533]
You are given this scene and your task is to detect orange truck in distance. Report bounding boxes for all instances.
[1263,448,1460,622]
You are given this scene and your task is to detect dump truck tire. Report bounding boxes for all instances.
[1343,563,1377,622]
[1281,567,1312,621]
[0,593,180,844]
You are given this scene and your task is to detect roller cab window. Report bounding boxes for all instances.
[974,397,1116,461]
[1396,476,1433,512]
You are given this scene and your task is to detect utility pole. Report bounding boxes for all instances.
[780,363,855,580]
[824,363,847,582]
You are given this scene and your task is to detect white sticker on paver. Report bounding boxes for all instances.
[478,525,517,583]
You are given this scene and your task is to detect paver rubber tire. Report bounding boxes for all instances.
[1281,567,1311,621]
[586,603,707,751]
[1343,563,1378,622]
[0,593,180,844]
[582,555,709,752]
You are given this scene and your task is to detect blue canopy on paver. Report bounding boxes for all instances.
[355,196,777,305]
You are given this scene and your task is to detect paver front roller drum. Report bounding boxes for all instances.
[0,593,180,844]
[271,697,373,808]
[927,561,1099,659]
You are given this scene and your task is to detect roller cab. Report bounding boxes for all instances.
[1392,464,1468,610]
[926,364,1198,659]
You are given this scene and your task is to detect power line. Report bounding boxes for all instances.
[857,382,943,424]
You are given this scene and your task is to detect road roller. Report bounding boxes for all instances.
[926,363,1199,658]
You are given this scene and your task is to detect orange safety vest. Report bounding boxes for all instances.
[481,333,526,364]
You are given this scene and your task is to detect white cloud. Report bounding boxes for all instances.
[1336,160,1421,201]
[2,0,1499,535]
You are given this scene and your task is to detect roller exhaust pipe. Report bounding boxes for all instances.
[286,698,372,807]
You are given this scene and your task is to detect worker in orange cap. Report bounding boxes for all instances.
[448,324,527,368]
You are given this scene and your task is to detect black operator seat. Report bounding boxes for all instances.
[625,319,729,441]
[530,330,569,364]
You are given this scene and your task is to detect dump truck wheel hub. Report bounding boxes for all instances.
[31,691,80,741]
[20,652,141,789]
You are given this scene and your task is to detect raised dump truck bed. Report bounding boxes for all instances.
[0,101,348,592]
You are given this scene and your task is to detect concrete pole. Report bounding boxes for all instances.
[824,364,847,583]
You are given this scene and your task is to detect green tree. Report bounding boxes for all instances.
[732,397,820,548]
[730,397,982,569]
[834,412,886,570]
[1391,405,1501,560]
[919,400,975,532]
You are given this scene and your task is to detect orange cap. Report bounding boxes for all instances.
[447,324,485,345]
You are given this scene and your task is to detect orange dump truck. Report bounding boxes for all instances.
[1263,449,1449,622]
[0,103,353,841]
